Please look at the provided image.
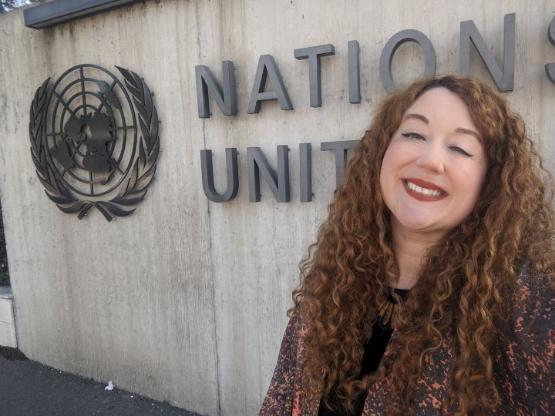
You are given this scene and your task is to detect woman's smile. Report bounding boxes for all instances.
[402,178,448,201]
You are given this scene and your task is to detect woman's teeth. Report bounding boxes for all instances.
[406,181,443,196]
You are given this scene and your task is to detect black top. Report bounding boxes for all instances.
[318,288,410,416]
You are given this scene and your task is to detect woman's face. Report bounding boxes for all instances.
[379,87,487,238]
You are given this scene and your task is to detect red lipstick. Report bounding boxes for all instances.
[403,178,448,202]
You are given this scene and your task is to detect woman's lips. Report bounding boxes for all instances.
[402,179,448,202]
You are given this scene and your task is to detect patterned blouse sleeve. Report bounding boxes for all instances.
[495,263,554,415]
[259,310,301,415]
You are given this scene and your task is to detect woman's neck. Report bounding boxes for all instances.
[390,218,446,289]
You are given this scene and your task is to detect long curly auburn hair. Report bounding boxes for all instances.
[290,75,554,415]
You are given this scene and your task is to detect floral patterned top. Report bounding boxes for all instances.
[259,263,554,415]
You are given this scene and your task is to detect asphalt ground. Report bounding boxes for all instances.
[0,346,201,416]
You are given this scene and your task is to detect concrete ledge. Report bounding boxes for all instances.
[23,0,141,29]
[0,287,16,348]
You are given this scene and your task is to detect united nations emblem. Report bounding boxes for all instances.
[29,64,160,221]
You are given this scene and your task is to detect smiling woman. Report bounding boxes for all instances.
[260,75,554,416]
[379,88,489,289]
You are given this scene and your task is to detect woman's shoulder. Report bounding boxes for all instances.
[507,260,553,333]
[493,260,554,413]
[513,260,553,305]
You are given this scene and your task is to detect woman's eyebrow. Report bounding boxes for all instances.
[455,127,483,144]
[403,113,483,144]
[403,113,429,124]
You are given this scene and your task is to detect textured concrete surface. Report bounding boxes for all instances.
[0,1,553,415]
[0,347,200,416]
[0,287,17,348]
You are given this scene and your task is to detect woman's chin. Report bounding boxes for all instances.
[394,215,442,233]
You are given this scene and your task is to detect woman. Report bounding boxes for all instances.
[259,75,554,415]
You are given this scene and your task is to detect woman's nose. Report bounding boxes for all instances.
[415,141,445,174]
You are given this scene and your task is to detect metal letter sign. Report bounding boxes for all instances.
[545,16,555,84]
[29,64,160,221]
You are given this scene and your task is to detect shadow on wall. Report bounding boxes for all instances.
[0,201,9,287]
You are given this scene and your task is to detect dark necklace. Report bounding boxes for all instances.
[377,288,409,325]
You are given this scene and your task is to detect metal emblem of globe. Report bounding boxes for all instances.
[29,64,160,221]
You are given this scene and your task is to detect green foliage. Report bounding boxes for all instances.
[1,0,23,13]
[0,202,9,286]
[1,0,43,14]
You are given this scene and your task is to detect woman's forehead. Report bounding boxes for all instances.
[403,87,479,130]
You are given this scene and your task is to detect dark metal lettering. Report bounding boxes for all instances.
[248,55,293,114]
[348,40,361,104]
[247,146,290,202]
[379,29,437,92]
[299,143,312,202]
[545,17,555,84]
[195,61,237,118]
[294,44,335,107]
[459,13,515,91]
[200,148,239,202]
[320,140,360,188]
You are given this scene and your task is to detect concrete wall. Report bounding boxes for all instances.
[0,1,553,415]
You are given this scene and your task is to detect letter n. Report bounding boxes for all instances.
[459,13,515,91]
[195,61,237,118]
[247,146,290,202]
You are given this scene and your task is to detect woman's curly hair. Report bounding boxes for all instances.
[290,75,554,415]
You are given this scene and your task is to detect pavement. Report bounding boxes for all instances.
[0,346,201,416]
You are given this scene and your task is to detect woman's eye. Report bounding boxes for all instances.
[449,146,473,157]
[401,132,424,140]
